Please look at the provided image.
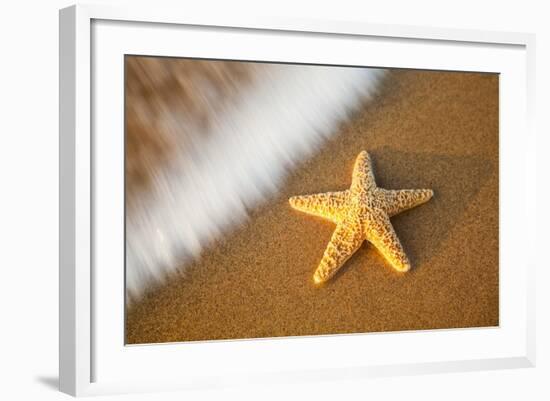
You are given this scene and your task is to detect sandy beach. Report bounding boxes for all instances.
[126,69,499,344]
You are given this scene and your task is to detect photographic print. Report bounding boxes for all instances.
[124,56,498,344]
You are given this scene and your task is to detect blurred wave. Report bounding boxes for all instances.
[126,61,385,300]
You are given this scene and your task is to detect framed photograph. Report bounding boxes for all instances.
[59,4,536,396]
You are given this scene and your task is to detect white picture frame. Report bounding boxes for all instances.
[59,3,536,397]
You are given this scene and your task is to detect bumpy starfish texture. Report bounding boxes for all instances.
[289,151,433,284]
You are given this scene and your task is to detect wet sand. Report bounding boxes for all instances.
[126,69,499,344]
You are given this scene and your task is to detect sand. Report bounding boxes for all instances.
[126,69,499,344]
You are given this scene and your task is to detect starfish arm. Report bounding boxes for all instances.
[289,190,350,223]
[351,150,377,192]
[313,219,364,284]
[365,212,411,272]
[378,188,434,217]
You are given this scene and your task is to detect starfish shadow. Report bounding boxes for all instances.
[370,147,495,271]
[322,248,366,284]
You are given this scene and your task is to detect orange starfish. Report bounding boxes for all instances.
[289,151,433,284]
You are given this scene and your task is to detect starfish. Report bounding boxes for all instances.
[289,151,433,284]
